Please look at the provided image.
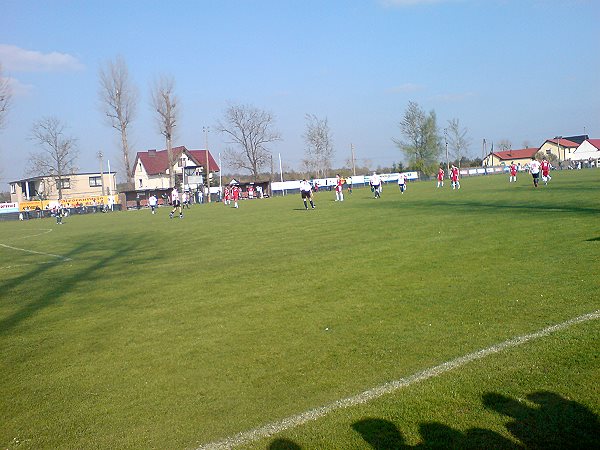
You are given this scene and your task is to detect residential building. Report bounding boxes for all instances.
[571,139,600,163]
[133,146,219,191]
[482,148,538,168]
[9,172,117,203]
[538,138,579,162]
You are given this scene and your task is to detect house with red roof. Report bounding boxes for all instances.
[538,138,579,162]
[570,139,600,163]
[133,146,219,191]
[482,148,538,168]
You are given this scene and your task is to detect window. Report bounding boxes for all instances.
[546,149,552,155]
[178,157,186,168]
[139,178,143,187]
[10,184,16,194]
[57,178,70,189]
[89,176,102,187]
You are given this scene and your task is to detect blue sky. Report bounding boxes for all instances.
[1,0,599,183]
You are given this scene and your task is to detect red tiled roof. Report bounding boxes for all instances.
[586,139,600,150]
[135,146,219,175]
[546,138,579,147]
[491,148,538,160]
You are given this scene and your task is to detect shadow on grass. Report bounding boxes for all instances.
[376,198,600,216]
[585,237,600,242]
[0,241,138,335]
[266,391,600,449]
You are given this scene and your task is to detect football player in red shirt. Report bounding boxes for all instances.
[437,167,445,188]
[451,165,460,190]
[509,162,518,183]
[541,159,551,185]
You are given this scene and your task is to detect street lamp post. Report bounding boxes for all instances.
[444,128,450,176]
[97,151,105,196]
[203,126,211,203]
[555,135,563,164]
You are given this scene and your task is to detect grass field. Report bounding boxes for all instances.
[1,170,599,449]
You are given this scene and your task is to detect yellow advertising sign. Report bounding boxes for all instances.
[19,195,118,211]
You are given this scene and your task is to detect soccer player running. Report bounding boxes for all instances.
[169,186,183,219]
[451,165,460,190]
[300,178,316,209]
[437,167,445,188]
[509,161,518,183]
[541,158,552,185]
[335,174,344,202]
[148,194,158,214]
[529,157,541,188]
[370,171,382,198]
[398,172,407,194]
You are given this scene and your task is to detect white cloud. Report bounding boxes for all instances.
[387,83,424,94]
[4,76,34,96]
[0,44,84,72]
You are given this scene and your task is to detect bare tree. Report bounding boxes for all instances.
[498,139,512,151]
[0,63,12,130]
[218,104,281,181]
[151,75,178,187]
[446,118,472,167]
[29,117,78,200]
[302,114,334,178]
[98,56,138,184]
[393,101,441,175]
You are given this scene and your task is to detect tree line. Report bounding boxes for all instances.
[2,56,484,197]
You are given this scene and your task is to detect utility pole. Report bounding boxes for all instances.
[98,151,105,196]
[203,126,211,203]
[351,143,356,176]
[444,129,450,175]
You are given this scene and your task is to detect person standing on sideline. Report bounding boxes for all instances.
[169,186,183,218]
[451,165,460,190]
[223,186,231,206]
[232,184,241,208]
[181,190,190,209]
[437,167,445,188]
[541,158,551,185]
[148,194,158,214]
[529,157,541,188]
[300,179,315,209]
[398,172,407,194]
[335,174,344,202]
[370,171,382,198]
[509,162,518,183]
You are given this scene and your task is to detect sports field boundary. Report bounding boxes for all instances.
[197,310,600,450]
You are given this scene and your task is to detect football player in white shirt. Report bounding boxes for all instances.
[299,179,316,210]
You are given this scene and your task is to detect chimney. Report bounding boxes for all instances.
[148,149,157,157]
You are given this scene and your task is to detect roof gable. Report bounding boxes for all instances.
[135,146,219,175]
[546,138,579,148]
[492,148,538,160]
[585,139,600,150]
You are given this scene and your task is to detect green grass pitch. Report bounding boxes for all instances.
[1,170,599,449]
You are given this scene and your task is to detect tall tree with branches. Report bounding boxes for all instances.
[302,114,334,178]
[446,118,472,167]
[393,101,441,176]
[151,75,178,187]
[0,63,12,131]
[218,104,281,181]
[98,56,138,184]
[29,117,78,200]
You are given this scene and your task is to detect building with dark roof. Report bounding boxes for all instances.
[133,146,219,191]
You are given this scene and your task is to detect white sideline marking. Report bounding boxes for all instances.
[6,228,54,241]
[197,310,600,450]
[0,243,72,262]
